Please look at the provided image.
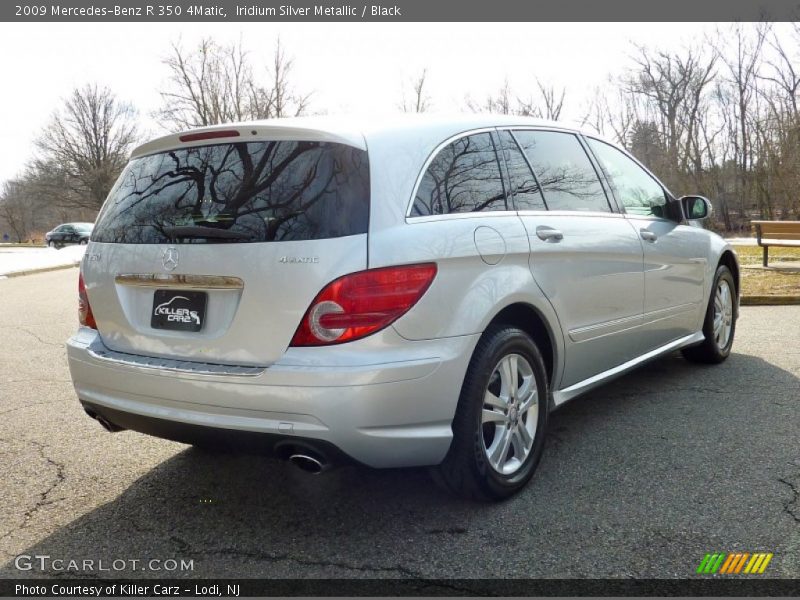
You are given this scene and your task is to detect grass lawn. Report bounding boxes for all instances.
[732,245,800,298]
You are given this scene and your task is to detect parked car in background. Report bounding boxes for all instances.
[67,115,739,500]
[46,223,94,248]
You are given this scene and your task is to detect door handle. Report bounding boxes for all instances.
[536,226,563,242]
[640,229,657,242]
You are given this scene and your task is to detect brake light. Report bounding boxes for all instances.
[179,130,240,143]
[78,272,97,330]
[290,263,437,346]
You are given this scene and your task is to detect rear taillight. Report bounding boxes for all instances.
[290,263,437,346]
[78,272,97,330]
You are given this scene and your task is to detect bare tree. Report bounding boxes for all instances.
[466,78,566,118]
[0,180,34,242]
[248,39,312,119]
[399,68,432,113]
[157,37,311,131]
[33,84,139,211]
[518,79,566,120]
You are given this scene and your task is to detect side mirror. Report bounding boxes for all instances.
[680,195,713,220]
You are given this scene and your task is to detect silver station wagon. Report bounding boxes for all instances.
[68,114,739,500]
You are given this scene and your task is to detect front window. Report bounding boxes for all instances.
[586,138,668,218]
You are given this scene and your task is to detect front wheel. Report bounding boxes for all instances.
[436,325,549,501]
[79,239,88,246]
[682,265,737,364]
[48,240,57,249]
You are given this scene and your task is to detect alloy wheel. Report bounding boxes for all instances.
[481,353,538,475]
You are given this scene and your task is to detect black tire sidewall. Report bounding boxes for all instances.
[465,328,549,497]
[703,266,736,359]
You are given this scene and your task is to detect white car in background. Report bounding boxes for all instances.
[67,115,738,500]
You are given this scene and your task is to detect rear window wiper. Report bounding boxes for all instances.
[162,225,254,241]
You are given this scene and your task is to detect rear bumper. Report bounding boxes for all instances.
[67,328,478,468]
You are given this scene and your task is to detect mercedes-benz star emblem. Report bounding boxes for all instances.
[162,247,179,271]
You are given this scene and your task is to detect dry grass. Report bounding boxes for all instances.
[733,244,800,265]
[732,245,800,297]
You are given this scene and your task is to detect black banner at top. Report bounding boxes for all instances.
[3,0,800,22]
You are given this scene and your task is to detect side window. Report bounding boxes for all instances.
[512,130,611,213]
[497,131,546,211]
[411,132,508,216]
[586,138,668,218]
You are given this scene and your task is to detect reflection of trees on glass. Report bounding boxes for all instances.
[92,141,369,244]
[586,138,667,218]
[498,131,546,211]
[513,131,611,213]
[411,133,508,216]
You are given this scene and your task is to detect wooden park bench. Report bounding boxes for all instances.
[751,220,800,266]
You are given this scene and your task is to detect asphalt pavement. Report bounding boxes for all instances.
[0,268,798,580]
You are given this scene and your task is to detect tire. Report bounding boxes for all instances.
[682,265,737,364]
[436,325,549,501]
[79,239,88,245]
[48,240,56,249]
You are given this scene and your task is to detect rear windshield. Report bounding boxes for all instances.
[92,141,369,244]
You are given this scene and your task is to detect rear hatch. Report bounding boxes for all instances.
[83,134,370,366]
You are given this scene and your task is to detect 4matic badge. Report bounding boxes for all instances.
[279,255,319,264]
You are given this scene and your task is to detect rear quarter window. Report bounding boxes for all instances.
[92,141,369,244]
[410,132,509,216]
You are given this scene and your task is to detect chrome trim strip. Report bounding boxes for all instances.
[552,331,705,407]
[642,302,700,325]
[568,313,644,343]
[115,274,244,290]
[87,345,265,377]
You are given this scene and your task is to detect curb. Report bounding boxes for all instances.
[1,262,80,279]
[741,295,800,306]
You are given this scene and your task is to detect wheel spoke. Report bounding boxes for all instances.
[519,388,538,413]
[713,314,723,336]
[500,355,519,399]
[488,425,513,469]
[484,389,506,410]
[517,420,534,449]
[482,407,507,424]
[510,427,528,461]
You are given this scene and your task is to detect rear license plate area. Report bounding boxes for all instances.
[151,290,207,332]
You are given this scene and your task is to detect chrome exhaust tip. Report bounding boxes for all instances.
[288,453,328,474]
[84,408,124,433]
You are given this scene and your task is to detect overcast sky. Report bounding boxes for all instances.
[0,22,720,185]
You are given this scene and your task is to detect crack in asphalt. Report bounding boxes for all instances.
[0,437,66,542]
[777,476,800,524]
[169,535,423,578]
[7,326,64,348]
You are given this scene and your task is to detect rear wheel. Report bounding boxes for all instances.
[436,325,548,501]
[682,265,737,364]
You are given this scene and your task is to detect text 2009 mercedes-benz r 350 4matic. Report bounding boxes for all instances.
[67,114,739,500]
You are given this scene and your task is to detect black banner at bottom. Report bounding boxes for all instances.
[2,578,800,596]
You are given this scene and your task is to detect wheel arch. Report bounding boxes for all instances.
[484,302,559,395]
[718,250,740,318]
